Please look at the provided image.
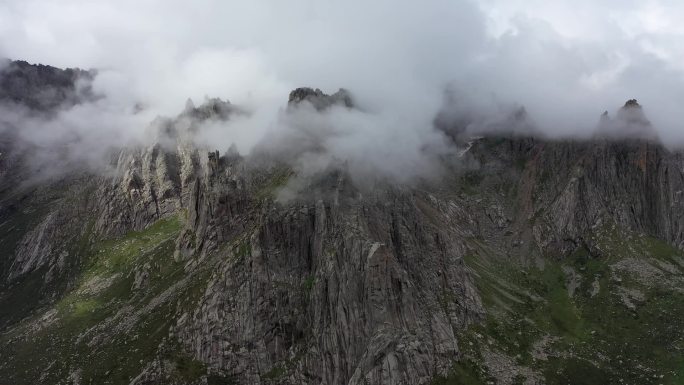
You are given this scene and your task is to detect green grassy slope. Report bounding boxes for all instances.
[434,225,684,385]
[0,215,220,385]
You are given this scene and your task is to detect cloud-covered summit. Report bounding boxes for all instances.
[0,0,683,181]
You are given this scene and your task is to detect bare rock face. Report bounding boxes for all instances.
[94,98,236,237]
[169,157,483,384]
[464,135,684,256]
[8,211,63,281]
[94,143,186,237]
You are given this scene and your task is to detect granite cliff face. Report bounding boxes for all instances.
[2,62,684,385]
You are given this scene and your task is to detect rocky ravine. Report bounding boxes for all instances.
[1,62,684,385]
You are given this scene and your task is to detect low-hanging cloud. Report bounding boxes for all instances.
[1,0,684,181]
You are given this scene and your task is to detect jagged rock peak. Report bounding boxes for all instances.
[207,149,220,174]
[596,99,657,140]
[184,97,196,112]
[182,96,234,121]
[288,87,324,103]
[623,99,641,109]
[617,98,650,126]
[287,87,354,110]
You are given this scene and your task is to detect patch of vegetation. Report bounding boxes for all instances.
[0,214,218,385]
[458,170,486,196]
[302,275,315,296]
[163,345,208,382]
[256,167,293,201]
[460,226,684,385]
[0,265,54,328]
[430,359,492,385]
[515,157,527,171]
[263,364,287,380]
[82,215,182,280]
[235,239,251,259]
[0,196,72,328]
[538,169,551,184]
[543,358,611,385]
[207,374,238,385]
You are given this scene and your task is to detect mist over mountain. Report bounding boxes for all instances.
[0,57,664,187]
[2,0,684,155]
[2,2,684,385]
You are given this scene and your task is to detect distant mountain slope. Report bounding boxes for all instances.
[0,59,95,111]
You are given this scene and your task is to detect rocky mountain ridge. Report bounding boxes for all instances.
[0,59,95,111]
[1,60,683,385]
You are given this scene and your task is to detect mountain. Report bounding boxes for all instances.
[0,59,95,111]
[1,61,684,385]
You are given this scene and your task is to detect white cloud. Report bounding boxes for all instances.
[1,0,684,180]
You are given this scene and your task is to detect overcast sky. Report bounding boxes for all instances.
[1,0,683,179]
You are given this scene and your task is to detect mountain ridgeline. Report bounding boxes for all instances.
[1,61,684,385]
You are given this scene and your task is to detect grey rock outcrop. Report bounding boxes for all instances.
[174,172,483,383]
[464,135,684,256]
[94,98,236,237]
